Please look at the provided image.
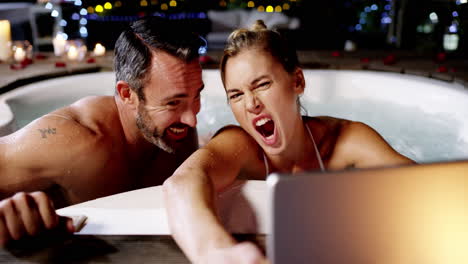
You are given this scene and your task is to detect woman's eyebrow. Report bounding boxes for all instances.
[226,88,241,94]
[226,75,270,94]
[250,75,269,85]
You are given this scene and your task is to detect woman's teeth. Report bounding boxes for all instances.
[255,118,275,138]
[256,117,271,127]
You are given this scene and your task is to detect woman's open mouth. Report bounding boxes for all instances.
[254,116,277,145]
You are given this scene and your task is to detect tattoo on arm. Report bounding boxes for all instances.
[38,127,57,138]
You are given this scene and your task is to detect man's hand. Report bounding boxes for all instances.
[195,242,269,264]
[0,191,74,246]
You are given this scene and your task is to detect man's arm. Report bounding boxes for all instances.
[333,121,415,169]
[0,113,99,199]
[0,113,99,246]
[0,119,62,198]
[0,191,74,247]
[163,126,266,263]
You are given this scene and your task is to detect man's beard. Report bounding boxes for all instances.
[136,104,175,154]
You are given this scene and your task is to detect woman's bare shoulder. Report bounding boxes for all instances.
[304,116,363,169]
[305,115,352,127]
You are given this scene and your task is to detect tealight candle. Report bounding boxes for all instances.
[93,43,106,56]
[0,20,12,61]
[53,33,67,56]
[14,47,26,62]
[67,45,78,61]
[65,39,87,61]
[11,40,32,64]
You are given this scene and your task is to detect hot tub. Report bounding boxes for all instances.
[1,69,467,163]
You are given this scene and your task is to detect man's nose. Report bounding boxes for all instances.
[180,107,197,127]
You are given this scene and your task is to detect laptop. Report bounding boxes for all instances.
[266,160,468,264]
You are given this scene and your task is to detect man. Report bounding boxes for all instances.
[0,16,205,245]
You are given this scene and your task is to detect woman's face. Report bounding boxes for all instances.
[224,49,304,155]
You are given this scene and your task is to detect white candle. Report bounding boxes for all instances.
[0,20,12,61]
[53,33,67,56]
[93,43,106,56]
[67,46,78,60]
[14,47,26,62]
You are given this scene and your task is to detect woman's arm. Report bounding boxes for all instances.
[163,126,266,263]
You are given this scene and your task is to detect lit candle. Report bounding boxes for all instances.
[14,47,26,62]
[67,46,78,61]
[0,20,12,61]
[53,33,67,56]
[93,43,106,56]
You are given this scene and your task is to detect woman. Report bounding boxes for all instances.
[163,20,414,263]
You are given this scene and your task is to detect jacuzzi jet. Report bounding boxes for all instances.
[256,119,275,138]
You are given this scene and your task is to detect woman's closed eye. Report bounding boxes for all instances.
[257,81,271,89]
[229,92,243,100]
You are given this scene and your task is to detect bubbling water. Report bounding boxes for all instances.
[2,70,467,164]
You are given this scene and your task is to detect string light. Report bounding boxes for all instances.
[71,13,80,20]
[95,5,104,13]
[84,12,207,22]
[51,9,59,17]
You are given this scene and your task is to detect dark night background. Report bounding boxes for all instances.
[2,0,467,58]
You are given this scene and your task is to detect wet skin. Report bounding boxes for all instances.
[163,48,415,263]
[0,50,204,207]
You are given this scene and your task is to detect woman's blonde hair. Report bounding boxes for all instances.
[220,20,300,88]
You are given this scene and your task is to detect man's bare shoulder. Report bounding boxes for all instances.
[22,95,121,148]
[59,96,120,134]
[0,96,121,191]
[1,97,116,159]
